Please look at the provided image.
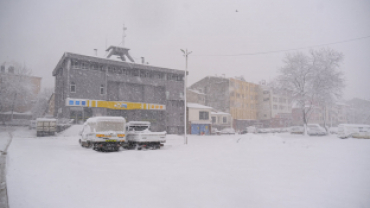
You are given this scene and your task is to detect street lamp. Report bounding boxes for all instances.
[181,49,192,145]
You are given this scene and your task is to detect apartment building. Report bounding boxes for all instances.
[258,83,292,127]
[189,76,259,131]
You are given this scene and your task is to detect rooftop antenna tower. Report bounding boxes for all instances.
[105,23,134,62]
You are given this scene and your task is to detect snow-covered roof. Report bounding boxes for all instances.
[86,116,126,123]
[338,124,370,127]
[187,88,205,95]
[187,102,213,109]
[0,111,32,115]
[36,118,57,121]
[53,52,184,76]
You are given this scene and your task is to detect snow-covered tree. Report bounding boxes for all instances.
[31,87,54,118]
[0,62,35,121]
[277,48,345,134]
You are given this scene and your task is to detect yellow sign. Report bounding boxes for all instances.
[93,100,165,110]
[66,98,166,111]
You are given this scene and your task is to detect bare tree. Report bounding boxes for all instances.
[277,48,345,134]
[0,62,35,122]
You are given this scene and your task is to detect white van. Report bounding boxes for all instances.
[337,124,370,139]
[79,117,126,152]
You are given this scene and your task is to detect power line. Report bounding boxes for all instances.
[192,35,370,57]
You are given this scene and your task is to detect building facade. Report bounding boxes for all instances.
[186,88,206,105]
[257,84,292,127]
[52,47,185,133]
[0,62,41,114]
[189,76,259,131]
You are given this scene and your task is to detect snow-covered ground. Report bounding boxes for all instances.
[6,126,370,208]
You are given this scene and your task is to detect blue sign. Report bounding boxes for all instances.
[121,104,127,108]
[69,100,74,105]
[81,101,86,106]
[76,101,80,105]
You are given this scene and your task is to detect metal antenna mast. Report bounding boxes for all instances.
[122,24,127,47]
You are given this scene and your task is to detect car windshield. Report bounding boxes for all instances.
[96,121,125,132]
[128,126,149,131]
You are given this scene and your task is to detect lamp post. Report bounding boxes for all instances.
[181,49,192,144]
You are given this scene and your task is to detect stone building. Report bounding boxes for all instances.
[52,46,185,133]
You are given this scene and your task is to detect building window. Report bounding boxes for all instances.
[140,71,147,77]
[199,111,209,120]
[263,98,269,102]
[263,90,269,94]
[172,74,178,81]
[8,66,14,74]
[100,84,104,95]
[165,91,169,99]
[212,117,216,124]
[133,69,140,76]
[223,117,227,123]
[1,65,5,73]
[72,61,79,69]
[70,82,76,93]
[115,68,122,74]
[273,97,277,102]
[82,62,88,69]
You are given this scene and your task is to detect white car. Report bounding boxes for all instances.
[290,126,304,134]
[307,124,327,136]
[337,124,370,139]
[220,128,236,135]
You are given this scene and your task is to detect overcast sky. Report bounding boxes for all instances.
[0,0,369,100]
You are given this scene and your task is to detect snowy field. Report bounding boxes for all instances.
[5,126,370,208]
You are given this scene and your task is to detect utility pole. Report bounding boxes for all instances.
[181,49,192,144]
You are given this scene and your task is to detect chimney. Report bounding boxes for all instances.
[94,49,98,56]
[141,57,145,64]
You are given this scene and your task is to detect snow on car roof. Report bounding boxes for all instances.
[127,121,150,126]
[86,116,126,123]
[338,124,370,127]
[36,118,57,121]
[187,102,213,109]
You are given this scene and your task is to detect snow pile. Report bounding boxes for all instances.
[6,131,370,208]
[57,125,84,137]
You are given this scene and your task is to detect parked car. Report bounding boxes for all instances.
[307,124,327,136]
[211,127,221,135]
[220,128,236,135]
[337,124,370,139]
[329,127,338,134]
[239,130,248,134]
[246,126,258,133]
[290,126,304,134]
